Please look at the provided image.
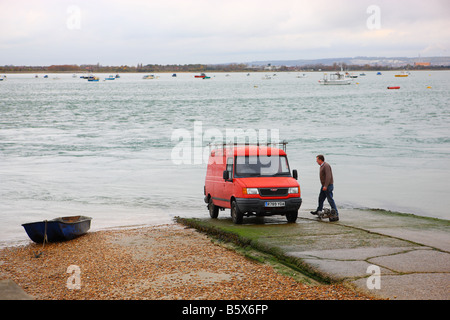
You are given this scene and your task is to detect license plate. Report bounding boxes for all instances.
[265,201,285,207]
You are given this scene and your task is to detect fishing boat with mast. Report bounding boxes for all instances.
[318,72,351,85]
[318,65,352,85]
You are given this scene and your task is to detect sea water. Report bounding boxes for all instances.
[1,71,449,246]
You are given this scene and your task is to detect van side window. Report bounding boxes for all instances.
[226,157,233,179]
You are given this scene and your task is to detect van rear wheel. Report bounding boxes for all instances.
[231,201,243,224]
[286,211,298,223]
[208,198,219,219]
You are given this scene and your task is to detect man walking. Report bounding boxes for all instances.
[310,155,339,221]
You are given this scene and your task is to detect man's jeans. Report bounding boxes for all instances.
[317,184,338,215]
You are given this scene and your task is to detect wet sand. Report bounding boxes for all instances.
[0,223,375,300]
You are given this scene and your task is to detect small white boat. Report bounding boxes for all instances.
[395,71,410,77]
[318,72,351,85]
[296,73,307,78]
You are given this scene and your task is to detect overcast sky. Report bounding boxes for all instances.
[1,0,449,65]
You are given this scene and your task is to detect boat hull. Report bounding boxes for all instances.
[318,80,351,85]
[22,216,92,243]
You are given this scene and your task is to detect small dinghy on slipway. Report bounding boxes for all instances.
[22,216,92,243]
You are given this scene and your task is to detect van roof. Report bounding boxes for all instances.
[211,146,286,157]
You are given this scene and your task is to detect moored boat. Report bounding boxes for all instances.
[395,71,409,77]
[387,86,400,89]
[318,72,351,85]
[22,216,92,243]
[345,72,358,79]
[195,73,206,78]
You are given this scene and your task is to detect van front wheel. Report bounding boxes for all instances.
[231,201,243,224]
[286,211,298,223]
[208,198,219,219]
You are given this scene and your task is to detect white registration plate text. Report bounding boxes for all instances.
[265,202,285,207]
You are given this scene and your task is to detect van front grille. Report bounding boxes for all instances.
[259,188,288,197]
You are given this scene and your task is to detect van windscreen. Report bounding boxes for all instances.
[235,156,290,177]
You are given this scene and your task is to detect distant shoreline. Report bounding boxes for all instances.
[2,69,449,74]
[2,62,449,74]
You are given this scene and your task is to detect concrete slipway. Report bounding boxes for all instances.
[179,208,450,300]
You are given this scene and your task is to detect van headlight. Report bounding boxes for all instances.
[243,188,259,195]
[288,187,299,194]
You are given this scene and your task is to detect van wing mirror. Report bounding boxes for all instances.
[223,170,229,180]
[293,169,298,180]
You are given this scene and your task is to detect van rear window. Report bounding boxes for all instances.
[235,156,290,177]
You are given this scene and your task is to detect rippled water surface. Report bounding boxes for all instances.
[1,71,449,245]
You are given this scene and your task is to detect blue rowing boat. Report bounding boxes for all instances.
[22,216,92,243]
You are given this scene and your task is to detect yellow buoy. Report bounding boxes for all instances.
[427,86,432,89]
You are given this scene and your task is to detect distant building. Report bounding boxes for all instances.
[414,62,431,67]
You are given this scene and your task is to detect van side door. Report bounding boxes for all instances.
[222,157,235,207]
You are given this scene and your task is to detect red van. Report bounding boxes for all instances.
[204,143,302,224]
